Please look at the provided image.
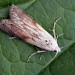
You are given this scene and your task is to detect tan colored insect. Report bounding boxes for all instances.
[0,5,63,62]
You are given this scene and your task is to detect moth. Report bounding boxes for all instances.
[0,5,63,62]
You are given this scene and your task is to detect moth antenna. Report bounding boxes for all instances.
[43,51,59,69]
[27,51,46,62]
[51,51,58,62]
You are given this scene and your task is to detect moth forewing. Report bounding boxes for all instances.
[9,5,61,52]
[0,5,61,60]
[0,5,61,62]
[10,5,45,31]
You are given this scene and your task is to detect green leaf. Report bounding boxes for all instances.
[0,0,75,75]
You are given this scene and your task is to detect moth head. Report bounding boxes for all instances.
[48,38,61,53]
[51,45,61,61]
[54,46,61,53]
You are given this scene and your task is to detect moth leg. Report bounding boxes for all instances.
[37,48,45,60]
[27,51,46,62]
[57,33,64,39]
[60,46,64,49]
[39,53,43,60]
[9,37,16,39]
[53,17,61,40]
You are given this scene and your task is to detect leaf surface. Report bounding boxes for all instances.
[0,0,75,75]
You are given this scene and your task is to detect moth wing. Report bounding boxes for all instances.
[9,5,54,50]
[10,4,45,31]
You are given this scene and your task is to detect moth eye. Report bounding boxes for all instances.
[54,50,57,52]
